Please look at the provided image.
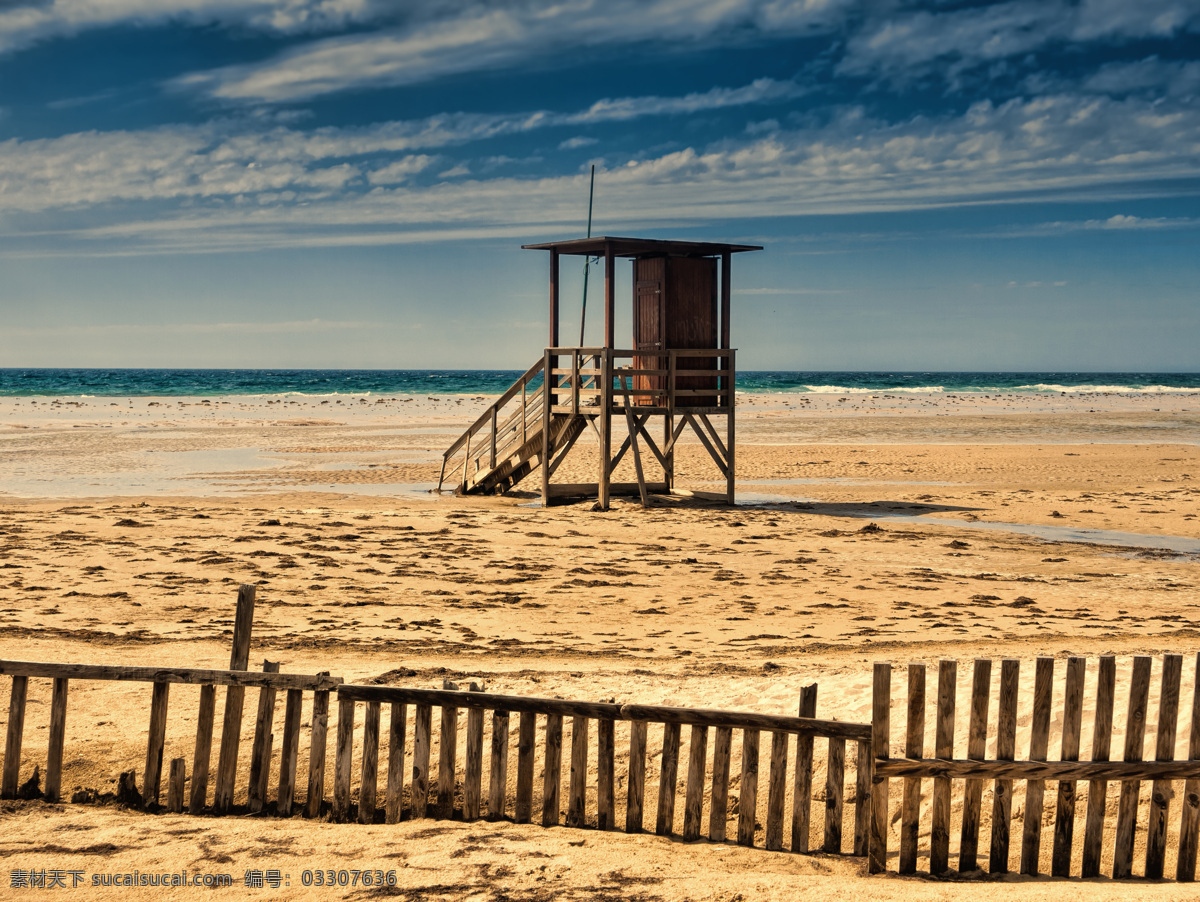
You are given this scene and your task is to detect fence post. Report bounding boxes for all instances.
[190,684,216,814]
[1147,654,1183,878]
[45,677,69,803]
[143,681,170,806]
[333,696,355,822]
[1082,656,1116,877]
[959,658,992,872]
[1114,656,1152,878]
[1020,657,1055,875]
[1178,652,1200,882]
[899,664,924,874]
[2,675,29,799]
[869,662,891,874]
[930,659,956,874]
[792,685,817,852]
[214,584,255,813]
[305,688,330,818]
[738,728,760,847]
[247,660,280,814]
[1051,656,1086,877]
[989,659,1020,873]
[386,702,406,824]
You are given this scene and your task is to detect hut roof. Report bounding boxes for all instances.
[522,236,762,257]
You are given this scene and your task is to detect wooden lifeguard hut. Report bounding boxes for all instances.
[438,236,762,507]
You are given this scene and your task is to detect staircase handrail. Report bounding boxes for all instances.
[442,357,545,463]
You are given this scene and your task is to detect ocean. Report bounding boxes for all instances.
[1,368,1199,398]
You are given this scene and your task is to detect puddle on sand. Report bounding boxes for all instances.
[853,513,1200,555]
[246,482,445,499]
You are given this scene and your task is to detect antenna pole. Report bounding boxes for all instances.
[579,164,595,347]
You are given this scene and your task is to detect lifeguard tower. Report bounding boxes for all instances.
[437,236,762,508]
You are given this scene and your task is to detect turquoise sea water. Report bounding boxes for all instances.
[2,369,1199,398]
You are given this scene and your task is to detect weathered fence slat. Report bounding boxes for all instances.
[1051,656,1086,877]
[738,728,760,846]
[1146,653,1183,879]
[960,658,992,872]
[765,731,788,851]
[792,686,817,853]
[710,725,733,842]
[333,696,355,822]
[358,700,381,824]
[899,663,924,874]
[247,661,280,814]
[854,739,871,856]
[2,675,29,799]
[1082,656,1116,877]
[386,702,406,824]
[542,712,563,827]
[412,704,432,820]
[465,706,485,821]
[683,724,708,841]
[989,659,1019,873]
[824,736,845,854]
[1113,656,1152,879]
[143,680,170,806]
[868,662,891,874]
[277,688,302,817]
[597,718,615,829]
[167,757,186,813]
[214,684,247,813]
[1020,657,1054,875]
[657,722,681,836]
[439,705,459,819]
[515,711,535,823]
[627,720,648,833]
[567,715,588,828]
[189,683,216,814]
[1178,652,1200,882]
[45,677,69,803]
[931,659,957,874]
[489,711,509,821]
[305,689,330,818]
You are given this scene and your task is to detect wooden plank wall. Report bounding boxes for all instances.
[870,654,1200,881]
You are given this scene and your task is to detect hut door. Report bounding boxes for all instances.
[633,273,665,406]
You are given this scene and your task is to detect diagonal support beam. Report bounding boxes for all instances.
[685,413,728,479]
[619,377,650,507]
[695,413,728,462]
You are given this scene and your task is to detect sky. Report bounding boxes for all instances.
[1,0,1198,372]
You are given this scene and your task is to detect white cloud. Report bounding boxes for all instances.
[178,0,851,103]
[559,136,598,150]
[0,0,388,55]
[1082,57,1200,97]
[366,154,435,185]
[4,91,1200,255]
[840,0,1200,84]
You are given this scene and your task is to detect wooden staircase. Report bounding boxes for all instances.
[439,357,588,495]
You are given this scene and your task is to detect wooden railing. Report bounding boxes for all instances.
[868,653,1200,881]
[438,357,546,492]
[331,683,871,852]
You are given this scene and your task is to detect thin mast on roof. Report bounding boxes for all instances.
[578,164,595,347]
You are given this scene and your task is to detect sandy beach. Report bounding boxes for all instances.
[2,389,1199,900]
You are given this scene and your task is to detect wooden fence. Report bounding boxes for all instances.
[333,684,870,852]
[4,600,1199,884]
[869,654,1200,881]
[0,658,341,815]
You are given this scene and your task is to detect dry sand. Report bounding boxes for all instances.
[1,390,1199,899]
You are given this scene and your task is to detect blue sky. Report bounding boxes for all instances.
[1,0,1198,371]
